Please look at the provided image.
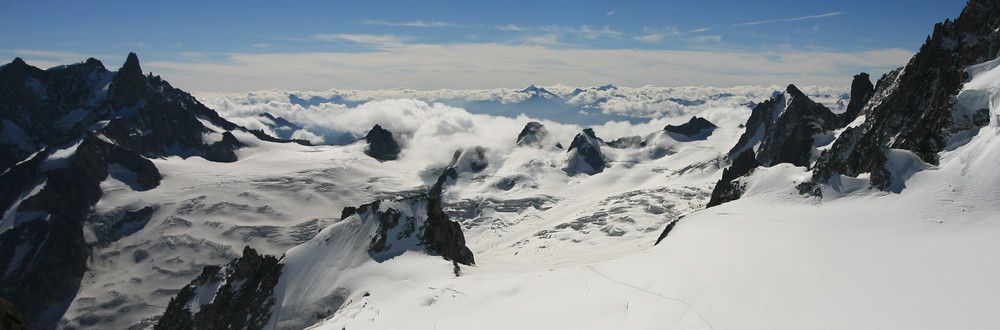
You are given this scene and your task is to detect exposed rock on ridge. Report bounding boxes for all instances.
[810,0,1000,191]
[155,246,282,330]
[363,124,401,161]
[564,128,607,175]
[664,116,718,140]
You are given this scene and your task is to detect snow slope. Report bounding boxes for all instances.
[288,59,1000,330]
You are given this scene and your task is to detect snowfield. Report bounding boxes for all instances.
[60,93,749,328]
[299,56,1000,330]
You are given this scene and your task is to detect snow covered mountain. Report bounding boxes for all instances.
[2,1,1000,329]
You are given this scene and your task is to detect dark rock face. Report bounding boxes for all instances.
[840,73,875,125]
[564,128,607,175]
[0,133,162,329]
[109,52,147,109]
[516,121,548,147]
[0,53,258,328]
[731,85,841,167]
[707,149,760,208]
[363,124,401,161]
[664,116,718,140]
[0,298,30,330]
[811,0,1000,190]
[155,246,282,330]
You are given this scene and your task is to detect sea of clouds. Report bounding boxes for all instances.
[195,85,848,168]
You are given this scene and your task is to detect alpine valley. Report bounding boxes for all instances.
[2,1,1000,329]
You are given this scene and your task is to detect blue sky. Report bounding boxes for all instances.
[0,0,968,91]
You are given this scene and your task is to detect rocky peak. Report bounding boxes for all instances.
[363,124,401,161]
[83,57,105,69]
[109,52,148,109]
[664,116,718,140]
[516,121,548,147]
[730,84,840,167]
[519,84,558,98]
[841,73,875,125]
[565,128,606,175]
[0,58,43,91]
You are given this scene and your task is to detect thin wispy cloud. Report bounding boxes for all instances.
[607,10,617,16]
[521,34,575,47]
[362,20,467,28]
[634,26,681,43]
[689,35,723,43]
[496,24,530,32]
[539,25,624,40]
[313,34,408,45]
[731,11,847,27]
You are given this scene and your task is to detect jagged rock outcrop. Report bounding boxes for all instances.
[516,121,548,147]
[109,52,147,109]
[155,246,282,330]
[840,73,875,125]
[363,124,401,161]
[664,116,718,140]
[708,85,840,206]
[730,85,841,167]
[707,149,760,207]
[564,128,607,175]
[424,166,476,266]
[810,0,1000,190]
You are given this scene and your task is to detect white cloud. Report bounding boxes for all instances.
[363,20,466,28]
[579,25,624,40]
[143,42,912,92]
[496,24,530,32]
[539,25,624,40]
[312,34,408,45]
[607,10,617,16]
[731,11,847,27]
[689,35,723,43]
[634,27,681,43]
[521,34,574,47]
